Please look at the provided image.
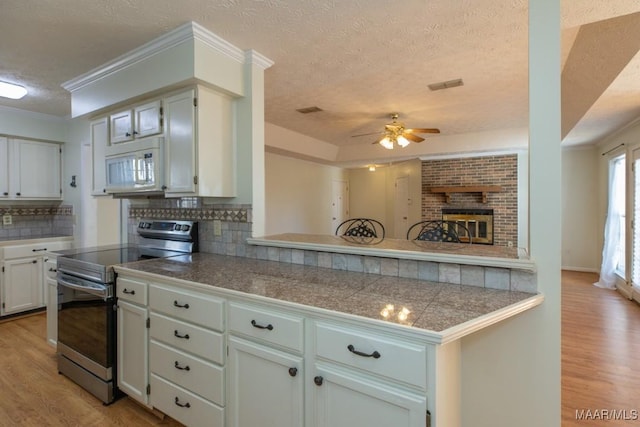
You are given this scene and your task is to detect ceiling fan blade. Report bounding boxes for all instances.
[352,131,383,138]
[403,133,425,143]
[406,128,440,134]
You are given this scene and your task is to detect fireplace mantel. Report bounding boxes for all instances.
[429,185,502,203]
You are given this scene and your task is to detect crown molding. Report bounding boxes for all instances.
[62,21,254,92]
[244,49,274,70]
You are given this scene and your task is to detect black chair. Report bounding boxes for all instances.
[335,218,385,243]
[406,220,472,243]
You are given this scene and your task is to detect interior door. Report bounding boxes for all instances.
[331,180,349,234]
[394,176,409,239]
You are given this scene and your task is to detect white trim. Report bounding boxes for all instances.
[62,21,247,92]
[418,147,526,161]
[244,49,274,70]
[0,105,68,122]
[560,266,599,273]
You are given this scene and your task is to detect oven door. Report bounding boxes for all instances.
[57,272,115,381]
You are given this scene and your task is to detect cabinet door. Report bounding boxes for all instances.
[163,90,196,195]
[117,300,149,406]
[0,137,8,198]
[110,109,134,143]
[312,364,427,427]
[90,117,109,195]
[46,276,58,347]
[135,100,162,138]
[10,139,61,199]
[2,257,43,315]
[228,336,303,427]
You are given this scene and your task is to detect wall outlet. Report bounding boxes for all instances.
[2,214,12,226]
[213,220,222,236]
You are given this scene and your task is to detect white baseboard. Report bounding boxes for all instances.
[561,266,599,273]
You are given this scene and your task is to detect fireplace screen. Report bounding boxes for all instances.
[441,208,494,245]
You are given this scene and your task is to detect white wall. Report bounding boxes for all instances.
[348,159,422,239]
[265,152,347,235]
[561,146,600,271]
[0,107,67,143]
[65,117,120,248]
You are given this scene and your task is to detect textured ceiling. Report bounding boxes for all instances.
[0,0,639,151]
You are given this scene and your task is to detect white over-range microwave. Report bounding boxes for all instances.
[105,136,164,193]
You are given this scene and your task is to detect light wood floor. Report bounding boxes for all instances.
[562,270,640,426]
[0,313,183,427]
[1,272,638,426]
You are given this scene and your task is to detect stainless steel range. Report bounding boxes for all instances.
[56,219,198,404]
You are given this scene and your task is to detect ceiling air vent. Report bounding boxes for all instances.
[296,106,323,114]
[428,78,464,91]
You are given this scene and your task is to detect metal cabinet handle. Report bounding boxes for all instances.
[16,192,21,196]
[347,344,381,359]
[31,260,37,264]
[174,397,191,408]
[174,361,191,371]
[174,330,190,340]
[122,289,135,295]
[32,248,48,252]
[314,376,323,386]
[3,192,8,196]
[251,319,274,331]
[288,367,298,377]
[125,132,131,137]
[173,300,190,309]
[48,268,57,272]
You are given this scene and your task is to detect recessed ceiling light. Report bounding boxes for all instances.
[0,81,27,99]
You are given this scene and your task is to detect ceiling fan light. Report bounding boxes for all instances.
[397,135,410,147]
[380,137,394,150]
[0,81,27,99]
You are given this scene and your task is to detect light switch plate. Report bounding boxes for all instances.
[2,214,12,226]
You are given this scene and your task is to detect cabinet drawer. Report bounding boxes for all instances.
[315,322,427,390]
[150,339,224,405]
[150,373,224,427]
[228,302,304,353]
[149,284,224,331]
[4,240,71,260]
[116,277,147,305]
[149,312,224,364]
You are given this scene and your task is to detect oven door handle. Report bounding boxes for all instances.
[58,276,109,299]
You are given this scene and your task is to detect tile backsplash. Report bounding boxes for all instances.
[0,205,74,239]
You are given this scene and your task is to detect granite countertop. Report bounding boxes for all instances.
[0,235,74,246]
[116,253,543,342]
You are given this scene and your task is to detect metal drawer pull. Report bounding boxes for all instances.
[32,248,48,252]
[347,344,381,359]
[174,397,191,408]
[314,376,323,386]
[174,361,191,371]
[122,289,135,295]
[48,268,57,272]
[174,330,190,339]
[173,300,190,309]
[288,367,298,377]
[251,319,274,330]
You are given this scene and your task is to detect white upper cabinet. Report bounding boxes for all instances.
[0,137,8,198]
[90,118,109,196]
[110,100,162,144]
[163,86,235,198]
[7,139,62,200]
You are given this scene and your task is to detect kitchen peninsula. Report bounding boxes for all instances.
[114,252,543,427]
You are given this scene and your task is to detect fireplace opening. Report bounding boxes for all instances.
[441,208,494,245]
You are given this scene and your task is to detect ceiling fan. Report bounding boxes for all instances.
[352,113,440,149]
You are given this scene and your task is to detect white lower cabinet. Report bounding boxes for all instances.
[148,282,225,426]
[311,363,427,427]
[228,336,304,427]
[115,273,436,427]
[2,256,42,315]
[116,276,149,406]
[44,256,59,347]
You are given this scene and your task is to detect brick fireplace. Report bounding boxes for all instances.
[421,154,518,247]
